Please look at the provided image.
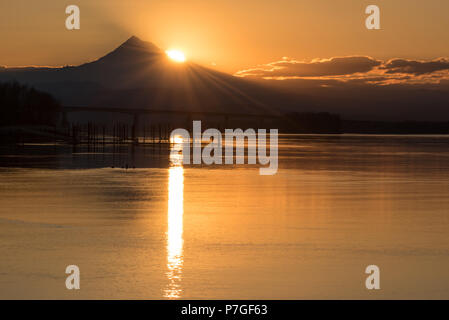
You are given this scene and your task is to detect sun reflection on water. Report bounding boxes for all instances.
[164,142,184,299]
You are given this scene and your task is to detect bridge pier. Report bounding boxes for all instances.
[132,113,140,143]
[61,111,69,127]
[186,113,193,134]
[61,106,281,145]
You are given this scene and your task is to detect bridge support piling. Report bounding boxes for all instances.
[132,113,140,143]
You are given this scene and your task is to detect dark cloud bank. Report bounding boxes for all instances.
[236,56,449,121]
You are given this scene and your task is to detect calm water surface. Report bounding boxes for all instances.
[1,134,449,299]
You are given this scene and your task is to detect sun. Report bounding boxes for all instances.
[166,49,186,63]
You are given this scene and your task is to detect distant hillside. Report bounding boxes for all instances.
[0,36,304,116]
[3,36,447,122]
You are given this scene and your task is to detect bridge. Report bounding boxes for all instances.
[61,106,282,142]
[62,106,281,119]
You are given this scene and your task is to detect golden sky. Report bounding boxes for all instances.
[1,0,449,73]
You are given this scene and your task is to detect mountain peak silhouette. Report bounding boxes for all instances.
[123,35,143,44]
[0,36,288,115]
[118,36,161,53]
[82,36,163,68]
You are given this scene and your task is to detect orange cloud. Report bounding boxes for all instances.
[235,56,381,78]
[380,58,449,75]
[235,56,449,86]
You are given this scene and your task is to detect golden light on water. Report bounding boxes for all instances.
[164,142,185,299]
[166,49,186,63]
[170,135,185,144]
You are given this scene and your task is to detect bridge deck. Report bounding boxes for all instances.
[62,106,281,119]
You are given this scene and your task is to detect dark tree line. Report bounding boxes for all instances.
[0,82,61,126]
[280,112,341,133]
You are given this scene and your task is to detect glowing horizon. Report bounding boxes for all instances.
[1,1,449,73]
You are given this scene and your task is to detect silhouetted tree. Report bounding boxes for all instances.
[0,81,60,126]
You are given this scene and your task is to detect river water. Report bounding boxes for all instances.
[1,134,449,299]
